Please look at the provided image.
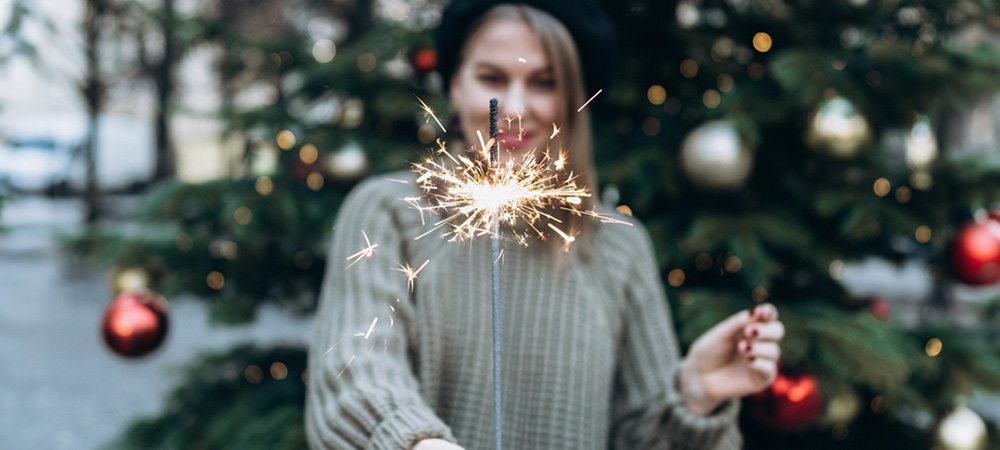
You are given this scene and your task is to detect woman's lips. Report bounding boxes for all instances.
[498,131,534,147]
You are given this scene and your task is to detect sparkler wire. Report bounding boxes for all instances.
[489,97,502,450]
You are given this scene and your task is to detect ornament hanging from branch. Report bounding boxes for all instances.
[745,368,824,431]
[101,268,169,358]
[949,210,1000,286]
[679,120,754,190]
[805,96,872,159]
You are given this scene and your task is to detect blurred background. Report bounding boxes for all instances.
[2,0,1000,449]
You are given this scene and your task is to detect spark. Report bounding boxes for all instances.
[363,317,378,339]
[550,123,560,139]
[321,338,344,357]
[346,230,378,268]
[577,89,603,112]
[546,222,574,245]
[394,259,430,291]
[573,207,636,226]
[334,355,355,381]
[553,149,566,171]
[416,95,447,132]
[385,178,410,184]
[518,57,527,63]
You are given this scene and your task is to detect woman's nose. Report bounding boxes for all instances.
[499,84,526,119]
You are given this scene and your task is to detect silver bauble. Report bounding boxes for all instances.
[935,403,987,450]
[680,120,753,190]
[326,142,369,181]
[806,96,872,158]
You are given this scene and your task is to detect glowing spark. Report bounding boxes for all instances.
[577,89,603,112]
[550,123,560,139]
[416,95,447,132]
[394,259,430,291]
[547,222,576,244]
[518,57,527,63]
[363,317,378,339]
[553,150,566,171]
[346,230,378,268]
[334,355,355,381]
[385,178,410,184]
[574,207,636,226]
[321,338,344,357]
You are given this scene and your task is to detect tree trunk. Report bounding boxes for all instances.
[83,0,103,225]
[153,0,176,181]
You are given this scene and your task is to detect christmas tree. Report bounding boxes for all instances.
[69,0,1000,448]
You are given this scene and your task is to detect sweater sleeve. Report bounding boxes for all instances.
[609,223,742,450]
[305,178,455,450]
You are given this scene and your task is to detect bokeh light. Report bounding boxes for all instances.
[312,39,336,63]
[276,130,296,150]
[873,177,891,197]
[207,271,225,290]
[753,32,773,52]
[667,269,686,287]
[915,225,931,243]
[925,338,942,357]
[647,85,666,105]
[680,59,699,78]
[306,172,324,191]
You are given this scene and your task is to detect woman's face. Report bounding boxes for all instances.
[450,18,560,162]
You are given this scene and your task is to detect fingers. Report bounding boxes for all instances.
[750,303,779,322]
[702,308,755,342]
[746,354,779,387]
[742,320,785,342]
[739,340,780,362]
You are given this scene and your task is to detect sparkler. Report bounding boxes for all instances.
[406,96,628,450]
[489,98,502,450]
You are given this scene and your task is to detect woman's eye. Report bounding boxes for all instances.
[534,78,556,89]
[477,74,503,84]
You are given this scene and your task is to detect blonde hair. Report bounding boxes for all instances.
[456,4,599,258]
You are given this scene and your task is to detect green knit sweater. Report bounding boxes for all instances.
[305,173,741,450]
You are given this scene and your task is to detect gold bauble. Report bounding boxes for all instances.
[679,120,753,190]
[806,96,872,158]
[818,389,862,426]
[108,267,150,294]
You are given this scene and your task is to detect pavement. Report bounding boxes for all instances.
[0,195,314,450]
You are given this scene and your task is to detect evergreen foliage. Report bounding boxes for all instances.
[66,0,1000,447]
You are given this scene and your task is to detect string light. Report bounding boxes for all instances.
[752,32,773,52]
[925,338,942,357]
[667,269,686,287]
[873,178,891,197]
[277,130,296,150]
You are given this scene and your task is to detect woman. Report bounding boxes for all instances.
[305,1,785,449]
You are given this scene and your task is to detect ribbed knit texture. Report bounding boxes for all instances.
[305,172,742,450]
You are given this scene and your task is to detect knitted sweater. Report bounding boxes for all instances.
[305,172,741,450]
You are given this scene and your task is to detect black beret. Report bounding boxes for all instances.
[434,0,617,98]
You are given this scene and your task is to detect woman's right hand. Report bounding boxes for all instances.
[411,438,466,450]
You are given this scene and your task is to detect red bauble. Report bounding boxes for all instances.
[746,370,824,432]
[102,290,169,358]
[949,216,1000,285]
[411,48,437,74]
[869,296,890,321]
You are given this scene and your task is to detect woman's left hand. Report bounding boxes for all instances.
[678,303,785,415]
